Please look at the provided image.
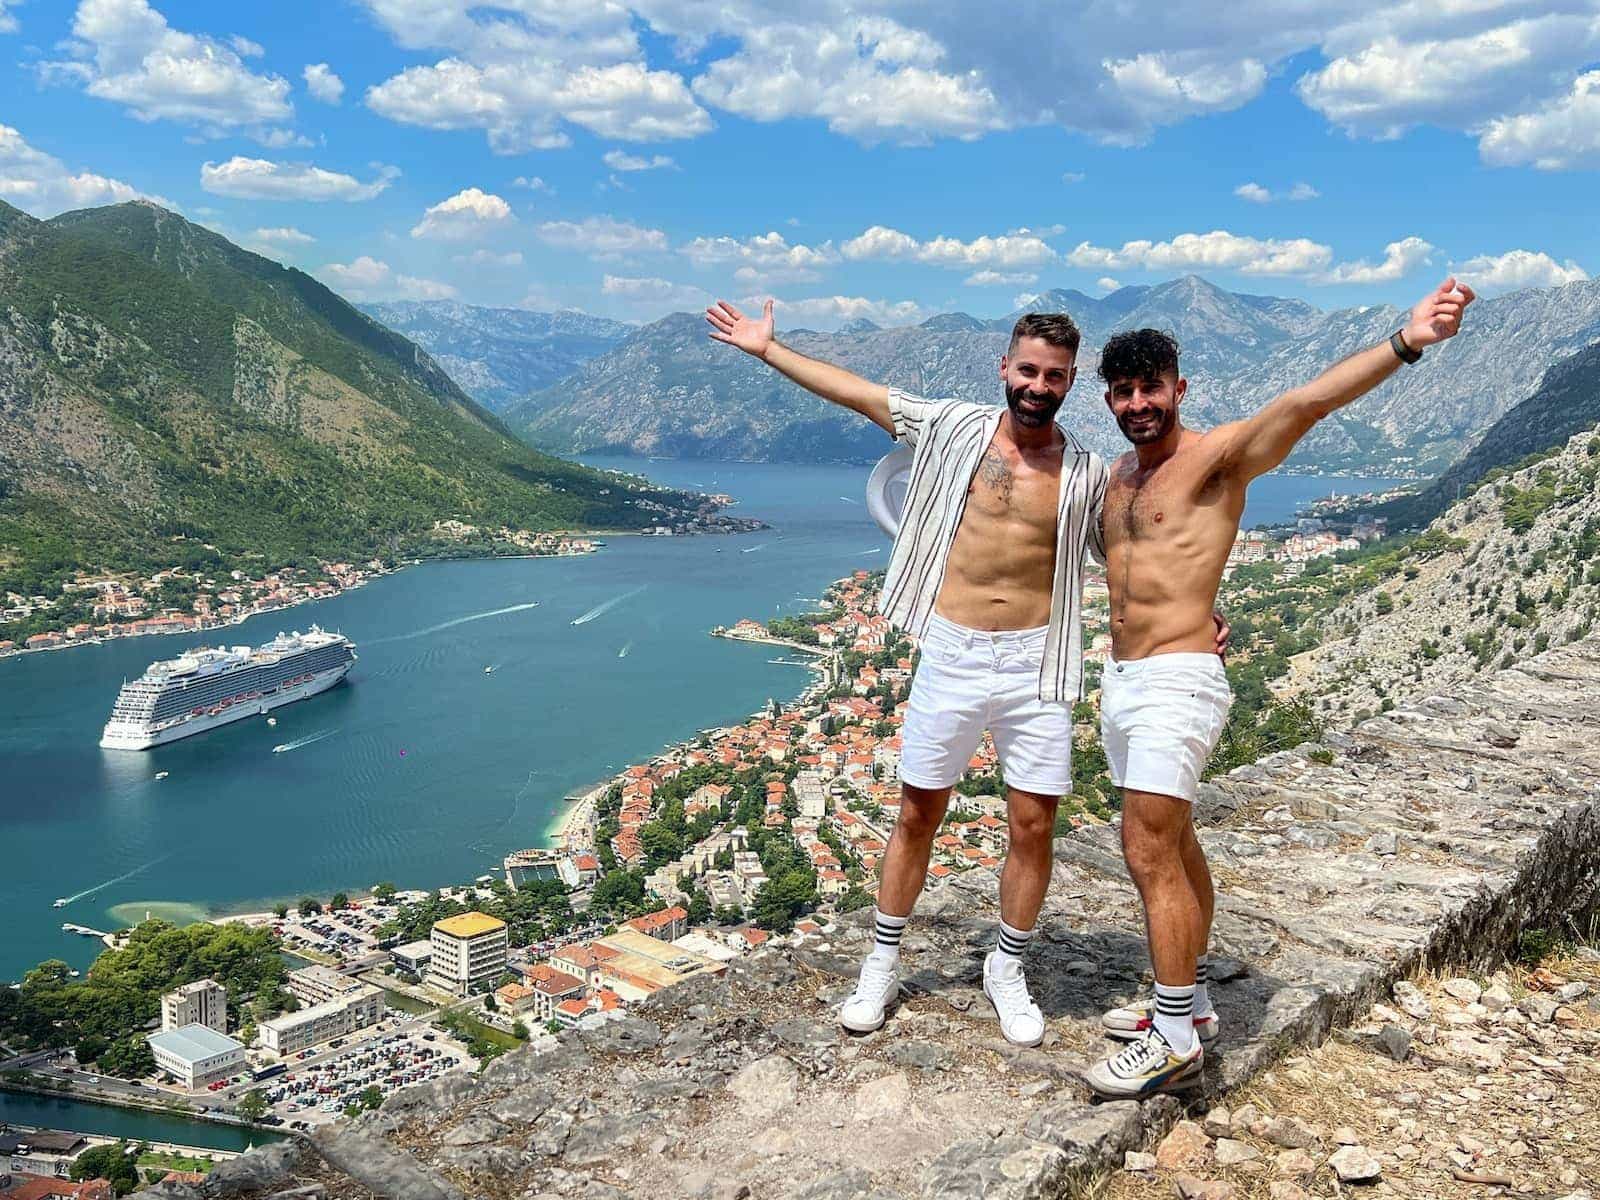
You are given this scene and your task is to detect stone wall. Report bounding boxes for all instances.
[136,640,1600,1200]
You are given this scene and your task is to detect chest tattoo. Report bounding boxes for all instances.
[976,449,1014,504]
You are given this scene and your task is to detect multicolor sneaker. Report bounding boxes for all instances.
[1084,1027,1205,1099]
[839,953,899,1033]
[1102,996,1220,1044]
[983,952,1045,1046]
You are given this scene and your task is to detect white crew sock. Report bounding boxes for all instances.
[871,907,909,965]
[1194,955,1215,1019]
[1153,982,1198,1054]
[993,918,1034,972]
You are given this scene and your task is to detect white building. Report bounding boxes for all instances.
[287,963,366,1008]
[161,979,228,1033]
[258,985,385,1057]
[390,939,433,976]
[147,1023,246,1090]
[426,912,508,996]
[793,770,828,820]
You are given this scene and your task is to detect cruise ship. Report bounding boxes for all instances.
[99,627,356,750]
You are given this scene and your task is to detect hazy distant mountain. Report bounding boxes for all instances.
[360,301,632,411]
[510,275,1600,474]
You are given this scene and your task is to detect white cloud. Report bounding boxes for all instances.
[1067,229,1333,276]
[0,1,19,34]
[1297,12,1600,141]
[453,248,524,267]
[319,256,456,301]
[250,226,314,245]
[0,122,169,216]
[841,224,1056,270]
[230,34,263,58]
[1236,181,1319,203]
[599,273,711,316]
[303,62,344,105]
[199,156,396,201]
[253,127,314,149]
[538,214,668,258]
[680,231,834,283]
[1319,236,1434,284]
[513,175,551,192]
[1062,172,1085,184]
[46,0,294,135]
[409,186,513,240]
[763,293,931,330]
[602,148,676,171]
[1453,248,1589,294]
[1479,70,1600,170]
[1101,51,1267,142]
[963,270,1037,287]
[1096,276,1121,292]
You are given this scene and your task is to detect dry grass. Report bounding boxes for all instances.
[1102,945,1600,1200]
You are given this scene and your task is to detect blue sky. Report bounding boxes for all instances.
[2,0,1597,327]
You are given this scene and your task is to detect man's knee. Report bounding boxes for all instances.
[1006,789,1058,848]
[1121,794,1188,882]
[896,785,949,839]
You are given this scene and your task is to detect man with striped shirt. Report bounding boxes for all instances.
[707,298,1115,1046]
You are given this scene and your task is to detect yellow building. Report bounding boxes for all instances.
[427,912,508,996]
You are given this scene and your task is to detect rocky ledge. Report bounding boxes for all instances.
[136,641,1600,1200]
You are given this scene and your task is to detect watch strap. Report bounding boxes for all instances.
[1390,330,1422,364]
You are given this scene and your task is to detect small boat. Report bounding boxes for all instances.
[484,666,494,674]
[267,717,276,726]
[155,771,169,780]
[272,744,290,754]
[52,898,68,908]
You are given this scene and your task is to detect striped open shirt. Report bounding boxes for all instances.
[878,388,1109,703]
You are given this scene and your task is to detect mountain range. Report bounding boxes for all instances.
[492,276,1600,477]
[0,201,704,595]
[357,301,632,411]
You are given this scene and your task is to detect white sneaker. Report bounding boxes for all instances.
[1084,1027,1204,1099]
[839,953,899,1032]
[1102,997,1220,1044]
[982,952,1045,1046]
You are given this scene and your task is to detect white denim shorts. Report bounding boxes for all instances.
[1100,652,1232,804]
[898,612,1073,796]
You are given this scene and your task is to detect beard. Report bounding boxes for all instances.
[1116,405,1176,445]
[1004,382,1064,429]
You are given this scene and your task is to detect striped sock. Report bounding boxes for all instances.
[871,908,909,963]
[1153,982,1197,1054]
[1194,956,1214,1019]
[993,919,1033,971]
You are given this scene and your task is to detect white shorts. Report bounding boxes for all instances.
[898,613,1073,796]
[1101,652,1232,804]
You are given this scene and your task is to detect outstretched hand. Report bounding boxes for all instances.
[706,299,775,359]
[1403,277,1476,350]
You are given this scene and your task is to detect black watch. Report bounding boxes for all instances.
[1390,330,1422,364]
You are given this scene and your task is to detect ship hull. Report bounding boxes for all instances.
[99,662,353,750]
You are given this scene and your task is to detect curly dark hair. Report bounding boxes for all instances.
[1097,328,1180,384]
[1008,312,1081,358]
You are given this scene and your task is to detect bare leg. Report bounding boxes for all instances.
[1178,819,1214,952]
[875,783,952,916]
[1120,789,1201,984]
[999,786,1060,930]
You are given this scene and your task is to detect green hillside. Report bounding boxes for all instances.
[0,200,703,596]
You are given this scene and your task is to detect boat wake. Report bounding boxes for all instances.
[272,729,335,754]
[571,585,647,626]
[370,601,541,644]
[57,853,175,906]
[838,495,858,504]
[740,544,766,554]
[859,547,882,556]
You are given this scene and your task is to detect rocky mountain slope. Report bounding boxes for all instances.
[359,301,632,411]
[1288,421,1600,719]
[512,277,1600,474]
[1365,339,1600,530]
[0,201,703,593]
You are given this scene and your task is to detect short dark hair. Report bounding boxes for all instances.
[1098,328,1180,384]
[1008,312,1081,358]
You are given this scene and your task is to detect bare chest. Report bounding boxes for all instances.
[1105,459,1221,541]
[962,446,1061,535]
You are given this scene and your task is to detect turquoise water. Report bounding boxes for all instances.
[0,1089,277,1151]
[0,459,1404,981]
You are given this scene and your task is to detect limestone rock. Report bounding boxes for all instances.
[1157,1121,1211,1171]
[853,1071,911,1121]
[1275,1149,1317,1177]
[311,1126,463,1200]
[1267,1185,1311,1200]
[1328,1145,1382,1183]
[728,1055,800,1118]
[1202,1108,1232,1138]
[1261,1117,1320,1150]
[1124,1151,1158,1172]
[1443,978,1483,1004]
[1174,1177,1238,1200]
[1392,981,1432,1020]
[1214,1138,1260,1166]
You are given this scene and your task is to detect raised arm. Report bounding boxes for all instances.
[1220,278,1475,482]
[706,299,893,434]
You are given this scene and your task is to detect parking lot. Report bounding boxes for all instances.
[254,1026,475,1129]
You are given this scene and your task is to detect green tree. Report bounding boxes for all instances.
[272,903,289,919]
[484,993,498,1012]
[686,888,712,925]
[329,892,350,910]
[236,1088,268,1122]
[372,882,397,901]
[99,1036,155,1080]
[298,897,321,916]
[511,1021,529,1040]
[71,1142,140,1195]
